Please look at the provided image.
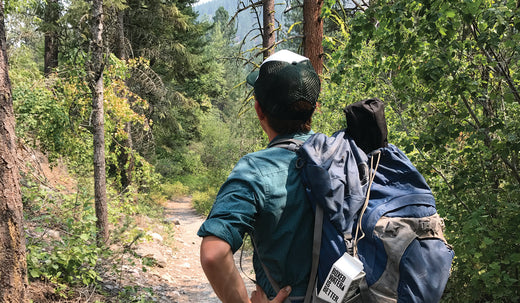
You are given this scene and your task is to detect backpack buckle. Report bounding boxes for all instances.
[296,157,304,169]
[419,219,432,231]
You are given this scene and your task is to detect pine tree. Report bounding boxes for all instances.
[0,1,28,300]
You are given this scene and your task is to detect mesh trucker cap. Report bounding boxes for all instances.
[344,98,388,154]
[246,50,321,120]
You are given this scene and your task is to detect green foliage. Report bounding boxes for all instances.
[152,93,204,177]
[107,182,165,224]
[7,44,41,82]
[158,5,264,214]
[442,186,520,302]
[322,0,520,300]
[22,172,168,297]
[11,52,160,192]
[117,286,156,303]
[180,106,263,215]
[192,187,218,216]
[161,181,191,198]
[123,0,202,83]
[24,183,104,288]
[193,109,243,184]
[13,78,74,158]
[5,2,43,63]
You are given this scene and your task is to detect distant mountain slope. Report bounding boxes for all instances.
[194,0,237,19]
[194,0,287,50]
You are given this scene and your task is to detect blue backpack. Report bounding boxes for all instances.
[293,99,454,303]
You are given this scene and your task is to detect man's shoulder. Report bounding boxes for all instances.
[240,147,291,166]
[230,132,314,175]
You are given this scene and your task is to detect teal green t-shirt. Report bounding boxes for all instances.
[198,132,314,299]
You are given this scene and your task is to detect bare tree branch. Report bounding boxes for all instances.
[351,0,366,12]
[471,23,520,106]
[229,0,263,25]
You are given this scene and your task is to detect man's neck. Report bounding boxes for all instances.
[265,128,279,142]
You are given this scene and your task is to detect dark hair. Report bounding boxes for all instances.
[262,100,314,135]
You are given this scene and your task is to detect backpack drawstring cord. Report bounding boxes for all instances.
[353,150,381,257]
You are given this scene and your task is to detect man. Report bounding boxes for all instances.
[198,50,321,303]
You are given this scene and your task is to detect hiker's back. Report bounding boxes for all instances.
[245,138,315,299]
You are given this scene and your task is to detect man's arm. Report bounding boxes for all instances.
[200,236,251,303]
[200,236,292,303]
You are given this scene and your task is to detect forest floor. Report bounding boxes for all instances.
[27,195,255,302]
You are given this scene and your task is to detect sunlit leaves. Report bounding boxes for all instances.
[104,55,151,140]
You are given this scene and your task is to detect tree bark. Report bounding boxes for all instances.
[88,0,109,244]
[262,0,275,59]
[0,2,28,301]
[44,0,59,76]
[303,0,323,74]
[114,9,127,60]
[120,122,134,189]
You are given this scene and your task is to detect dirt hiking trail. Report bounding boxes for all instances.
[162,196,220,302]
[126,196,255,303]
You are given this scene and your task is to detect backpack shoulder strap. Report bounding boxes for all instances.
[304,204,324,303]
[267,138,304,152]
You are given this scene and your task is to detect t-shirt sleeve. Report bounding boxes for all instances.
[197,156,262,253]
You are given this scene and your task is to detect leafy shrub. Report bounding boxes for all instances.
[12,77,91,166]
[24,184,104,288]
[23,177,168,299]
[161,181,190,199]
[27,230,103,286]
[192,188,217,216]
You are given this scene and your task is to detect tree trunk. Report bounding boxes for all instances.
[120,122,134,190]
[88,0,109,244]
[114,9,127,60]
[0,2,28,301]
[43,0,59,76]
[303,0,323,74]
[262,0,275,59]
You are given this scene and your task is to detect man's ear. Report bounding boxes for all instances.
[254,100,266,121]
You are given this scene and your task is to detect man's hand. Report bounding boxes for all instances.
[250,285,292,303]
